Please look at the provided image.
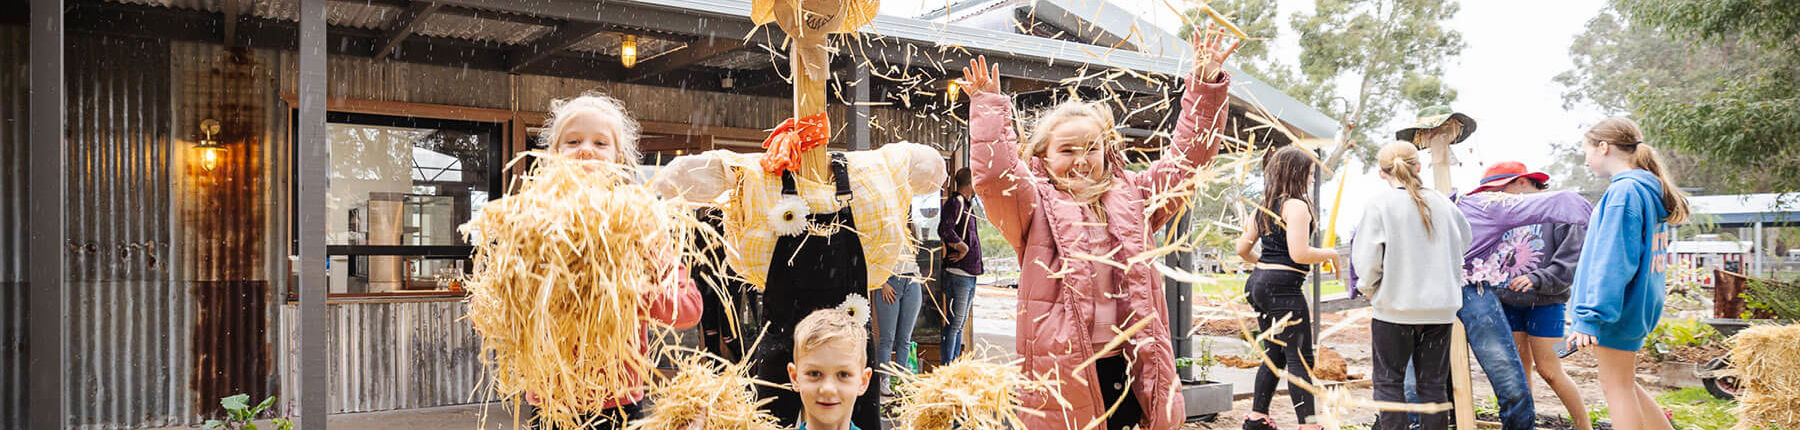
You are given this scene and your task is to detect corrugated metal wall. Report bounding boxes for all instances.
[0,24,29,430]
[63,34,185,429]
[170,41,283,420]
[278,301,486,413]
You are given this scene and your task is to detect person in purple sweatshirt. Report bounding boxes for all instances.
[1470,162,1593,430]
[1416,179,1594,430]
[937,167,984,363]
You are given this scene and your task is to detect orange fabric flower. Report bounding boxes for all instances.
[759,112,831,175]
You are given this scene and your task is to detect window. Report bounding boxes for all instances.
[294,112,502,298]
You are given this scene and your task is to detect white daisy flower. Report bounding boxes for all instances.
[836,294,872,326]
[769,196,810,237]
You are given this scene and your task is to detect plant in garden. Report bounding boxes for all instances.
[1176,337,1222,382]
[1741,275,1800,320]
[1645,317,1723,361]
[203,394,292,430]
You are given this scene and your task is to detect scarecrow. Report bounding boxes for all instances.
[651,0,946,428]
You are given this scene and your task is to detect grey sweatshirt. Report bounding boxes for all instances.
[1491,223,1586,307]
[1352,187,1474,325]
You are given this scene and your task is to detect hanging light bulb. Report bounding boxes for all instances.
[620,34,638,68]
[195,119,227,172]
[946,80,962,101]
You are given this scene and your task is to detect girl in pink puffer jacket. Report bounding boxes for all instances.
[961,23,1239,430]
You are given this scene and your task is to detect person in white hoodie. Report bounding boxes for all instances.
[1352,142,1473,430]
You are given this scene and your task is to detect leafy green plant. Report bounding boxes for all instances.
[1742,275,1800,320]
[1646,317,1723,361]
[203,394,293,430]
[1175,337,1221,382]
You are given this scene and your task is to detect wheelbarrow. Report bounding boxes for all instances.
[1696,317,1771,400]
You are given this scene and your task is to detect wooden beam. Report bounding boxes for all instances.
[506,20,605,73]
[625,37,745,82]
[374,1,441,59]
[222,0,238,46]
[277,94,520,123]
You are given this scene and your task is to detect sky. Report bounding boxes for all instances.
[875,0,1613,234]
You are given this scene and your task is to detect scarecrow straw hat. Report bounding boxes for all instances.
[752,0,879,35]
[1394,105,1477,146]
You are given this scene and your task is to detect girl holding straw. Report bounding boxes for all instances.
[1566,117,1688,430]
[1233,146,1340,430]
[963,22,1239,430]
[528,93,705,429]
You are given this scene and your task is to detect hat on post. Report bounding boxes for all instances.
[1395,105,1477,146]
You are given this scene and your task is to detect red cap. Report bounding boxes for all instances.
[1470,161,1550,194]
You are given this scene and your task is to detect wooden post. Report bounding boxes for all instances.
[790,40,831,182]
[1425,137,1476,428]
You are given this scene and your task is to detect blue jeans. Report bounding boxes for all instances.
[1406,283,1535,430]
[875,274,923,384]
[940,272,978,363]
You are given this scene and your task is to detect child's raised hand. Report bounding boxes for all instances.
[960,55,1001,96]
[1190,22,1243,82]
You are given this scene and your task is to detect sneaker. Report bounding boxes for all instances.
[1242,416,1279,430]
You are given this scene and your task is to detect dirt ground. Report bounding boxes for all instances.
[1178,295,1705,430]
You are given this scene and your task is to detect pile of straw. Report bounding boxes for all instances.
[886,351,1056,430]
[1729,324,1800,430]
[460,153,697,429]
[627,349,782,430]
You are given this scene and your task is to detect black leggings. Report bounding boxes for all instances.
[1246,269,1316,423]
[1371,320,1451,430]
[1095,355,1144,429]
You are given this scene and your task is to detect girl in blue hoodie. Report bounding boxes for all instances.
[1568,117,1690,430]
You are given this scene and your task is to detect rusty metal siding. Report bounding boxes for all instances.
[170,40,286,425]
[0,24,28,430]
[278,301,487,413]
[62,34,186,429]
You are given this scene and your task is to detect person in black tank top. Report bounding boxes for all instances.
[1232,147,1342,430]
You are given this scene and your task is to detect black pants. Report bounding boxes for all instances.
[1371,319,1452,430]
[1246,269,1316,423]
[529,401,642,430]
[1095,355,1144,430]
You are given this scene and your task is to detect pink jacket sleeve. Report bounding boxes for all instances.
[644,264,703,330]
[969,92,1036,256]
[1134,72,1231,228]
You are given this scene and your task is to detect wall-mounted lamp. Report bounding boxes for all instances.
[620,35,639,68]
[946,80,962,101]
[195,119,227,171]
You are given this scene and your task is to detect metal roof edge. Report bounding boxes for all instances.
[623,0,1339,138]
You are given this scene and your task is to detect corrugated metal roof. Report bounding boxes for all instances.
[1691,193,1800,226]
[247,0,398,30]
[110,0,228,11]
[622,0,1342,139]
[698,49,781,70]
[1670,241,1754,254]
[567,32,686,57]
[1692,193,1800,215]
[414,12,555,45]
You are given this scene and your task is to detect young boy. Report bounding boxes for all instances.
[788,309,874,430]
